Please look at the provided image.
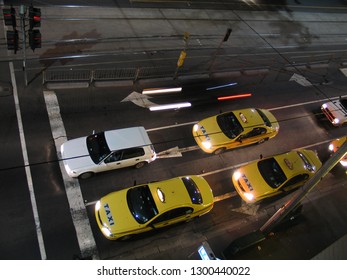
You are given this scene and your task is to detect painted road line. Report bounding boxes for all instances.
[83,138,334,207]
[146,121,197,132]
[43,90,99,260]
[270,95,347,111]
[213,192,238,202]
[146,95,347,132]
[200,139,335,178]
[10,62,47,260]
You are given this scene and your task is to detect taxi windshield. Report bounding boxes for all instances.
[256,109,272,127]
[86,132,111,164]
[217,112,244,139]
[182,177,202,204]
[258,158,287,189]
[127,185,158,224]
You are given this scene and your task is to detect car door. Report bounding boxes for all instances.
[118,147,146,168]
[102,147,146,170]
[102,150,123,171]
[150,207,194,229]
[233,127,267,147]
[280,174,309,192]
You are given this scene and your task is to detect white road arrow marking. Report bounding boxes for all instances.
[156,145,200,158]
[232,201,260,216]
[289,73,312,87]
[121,91,157,108]
[340,68,347,77]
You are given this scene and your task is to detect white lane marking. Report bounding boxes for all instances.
[146,95,347,132]
[269,95,347,111]
[9,62,47,260]
[43,90,99,260]
[84,138,334,208]
[146,121,196,132]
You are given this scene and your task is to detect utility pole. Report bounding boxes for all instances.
[208,28,232,74]
[260,141,347,234]
[223,142,347,259]
[19,5,28,86]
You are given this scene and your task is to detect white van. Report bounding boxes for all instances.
[60,126,156,179]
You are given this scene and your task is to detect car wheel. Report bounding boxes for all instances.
[119,235,133,241]
[135,161,148,169]
[257,137,269,144]
[78,172,94,179]
[214,148,226,155]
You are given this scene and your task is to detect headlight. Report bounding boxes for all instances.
[193,124,199,132]
[328,144,334,151]
[333,118,340,124]
[340,160,347,167]
[95,201,101,211]
[233,171,241,181]
[322,104,328,109]
[202,141,212,149]
[101,227,113,237]
[243,192,254,201]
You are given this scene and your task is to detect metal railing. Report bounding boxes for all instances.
[43,66,176,86]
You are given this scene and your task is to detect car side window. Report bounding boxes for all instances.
[121,147,145,160]
[104,151,122,163]
[239,127,267,141]
[151,207,193,224]
[281,174,309,189]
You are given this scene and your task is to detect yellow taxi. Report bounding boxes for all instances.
[232,149,322,203]
[193,108,279,154]
[95,175,214,240]
[328,136,347,167]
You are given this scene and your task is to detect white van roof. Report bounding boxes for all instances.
[105,126,152,151]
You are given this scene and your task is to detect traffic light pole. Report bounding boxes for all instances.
[20,5,28,86]
[208,28,232,74]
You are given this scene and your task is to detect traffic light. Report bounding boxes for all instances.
[3,7,16,28]
[29,29,41,51]
[6,30,19,53]
[29,6,41,29]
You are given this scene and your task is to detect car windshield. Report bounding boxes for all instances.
[258,158,287,189]
[86,132,111,164]
[216,112,244,139]
[340,98,347,109]
[127,185,158,224]
[182,177,203,204]
[256,109,272,127]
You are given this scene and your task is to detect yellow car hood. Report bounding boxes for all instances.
[98,189,142,233]
[196,116,230,145]
[238,150,322,198]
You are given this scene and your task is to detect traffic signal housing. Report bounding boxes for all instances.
[6,30,19,53]
[29,29,41,51]
[29,6,41,29]
[3,7,16,28]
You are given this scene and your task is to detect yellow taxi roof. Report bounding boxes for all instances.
[238,149,321,195]
[197,108,272,144]
[98,175,213,232]
[149,177,193,212]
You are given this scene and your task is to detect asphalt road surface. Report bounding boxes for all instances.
[0,1,347,260]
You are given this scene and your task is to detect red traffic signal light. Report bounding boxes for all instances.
[3,7,16,28]
[6,30,19,53]
[29,29,41,51]
[29,6,41,29]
